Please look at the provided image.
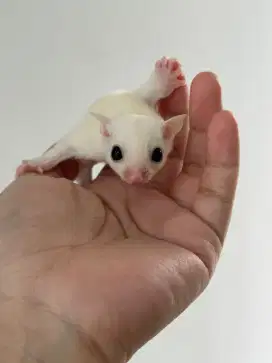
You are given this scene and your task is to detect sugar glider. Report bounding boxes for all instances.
[15,56,187,186]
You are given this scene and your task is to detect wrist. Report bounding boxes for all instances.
[0,295,103,363]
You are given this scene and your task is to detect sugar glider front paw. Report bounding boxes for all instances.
[15,162,44,178]
[155,56,186,94]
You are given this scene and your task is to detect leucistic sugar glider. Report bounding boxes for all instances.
[15,56,187,186]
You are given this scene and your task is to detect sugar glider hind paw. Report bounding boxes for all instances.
[15,162,44,178]
[155,56,186,92]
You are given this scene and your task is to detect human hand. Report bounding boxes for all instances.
[0,72,239,363]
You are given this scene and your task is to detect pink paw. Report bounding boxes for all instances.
[15,162,43,178]
[155,56,186,91]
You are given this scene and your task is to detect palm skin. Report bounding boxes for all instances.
[0,72,239,363]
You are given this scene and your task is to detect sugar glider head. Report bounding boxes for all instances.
[91,112,187,184]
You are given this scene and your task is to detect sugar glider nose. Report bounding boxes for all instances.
[123,167,147,184]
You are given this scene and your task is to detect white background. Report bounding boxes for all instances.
[0,1,271,362]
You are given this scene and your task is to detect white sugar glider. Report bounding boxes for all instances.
[15,56,187,186]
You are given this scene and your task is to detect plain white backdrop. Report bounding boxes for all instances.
[0,0,271,362]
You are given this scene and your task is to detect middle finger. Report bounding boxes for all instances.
[171,72,222,208]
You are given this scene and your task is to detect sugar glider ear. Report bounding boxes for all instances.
[90,112,112,137]
[162,114,187,140]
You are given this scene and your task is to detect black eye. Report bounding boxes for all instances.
[150,147,163,163]
[111,145,123,161]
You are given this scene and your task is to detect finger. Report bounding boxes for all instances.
[185,71,222,171]
[193,110,239,241]
[172,72,222,207]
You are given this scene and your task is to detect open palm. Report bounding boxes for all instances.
[47,71,238,361]
[1,71,239,363]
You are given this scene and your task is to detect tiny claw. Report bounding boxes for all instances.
[171,60,179,71]
[154,56,185,92]
[15,163,44,178]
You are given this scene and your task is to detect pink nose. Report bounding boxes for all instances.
[123,168,147,184]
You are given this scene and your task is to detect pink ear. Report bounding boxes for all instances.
[90,112,112,137]
[162,123,172,140]
[100,124,110,137]
[162,114,187,140]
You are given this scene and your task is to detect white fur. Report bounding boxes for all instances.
[19,57,187,185]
